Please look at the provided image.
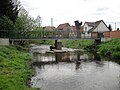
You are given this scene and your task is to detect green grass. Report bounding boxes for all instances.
[0,45,37,90]
[97,38,120,59]
[62,40,94,49]
[29,40,55,46]
[29,39,94,49]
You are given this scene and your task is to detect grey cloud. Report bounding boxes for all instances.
[96,7,109,11]
[82,0,93,1]
[94,12,107,15]
[89,12,107,16]
[20,0,39,11]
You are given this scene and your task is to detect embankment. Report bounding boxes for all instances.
[97,38,120,59]
[0,45,37,90]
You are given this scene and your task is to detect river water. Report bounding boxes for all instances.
[30,45,120,90]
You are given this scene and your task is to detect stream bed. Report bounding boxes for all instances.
[30,45,120,90]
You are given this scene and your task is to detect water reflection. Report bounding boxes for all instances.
[31,48,120,90]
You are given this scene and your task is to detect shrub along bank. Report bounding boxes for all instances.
[97,38,120,59]
[0,46,37,90]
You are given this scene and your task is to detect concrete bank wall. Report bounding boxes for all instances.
[0,38,9,45]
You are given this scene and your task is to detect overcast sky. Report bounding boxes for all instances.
[20,0,120,29]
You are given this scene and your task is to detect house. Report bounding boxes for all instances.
[57,23,83,38]
[57,23,70,30]
[43,26,56,30]
[81,20,110,38]
[57,23,71,38]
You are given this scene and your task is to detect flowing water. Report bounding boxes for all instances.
[30,45,120,90]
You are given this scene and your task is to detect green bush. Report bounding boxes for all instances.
[112,52,120,59]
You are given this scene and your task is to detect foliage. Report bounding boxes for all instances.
[0,16,15,38]
[10,8,36,45]
[0,0,20,23]
[0,16,15,30]
[15,10,35,31]
[35,15,42,27]
[108,24,112,31]
[0,46,37,90]
[97,38,120,59]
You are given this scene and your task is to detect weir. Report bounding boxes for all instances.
[55,40,62,50]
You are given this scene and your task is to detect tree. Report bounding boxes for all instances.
[0,16,14,30]
[15,7,35,31]
[35,15,42,27]
[0,16,14,38]
[12,7,36,45]
[0,0,20,23]
[108,24,112,31]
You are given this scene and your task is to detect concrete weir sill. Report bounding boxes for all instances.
[0,38,9,45]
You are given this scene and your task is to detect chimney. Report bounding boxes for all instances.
[51,18,53,26]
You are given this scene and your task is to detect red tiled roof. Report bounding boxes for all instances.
[44,26,56,30]
[57,23,70,30]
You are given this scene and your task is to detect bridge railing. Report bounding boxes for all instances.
[0,29,105,39]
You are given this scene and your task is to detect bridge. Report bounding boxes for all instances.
[0,29,101,40]
[0,29,102,49]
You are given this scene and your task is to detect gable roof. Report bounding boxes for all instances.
[44,26,56,30]
[57,23,70,30]
[85,20,109,32]
[85,22,95,27]
[88,20,101,32]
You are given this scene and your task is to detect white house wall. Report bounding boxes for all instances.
[83,23,92,32]
[82,23,92,38]
[93,21,109,32]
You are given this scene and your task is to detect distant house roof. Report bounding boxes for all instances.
[44,26,56,30]
[85,22,95,27]
[57,23,70,30]
[88,20,102,32]
[84,20,109,32]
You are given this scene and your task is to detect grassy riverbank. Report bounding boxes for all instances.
[62,40,94,49]
[30,40,94,49]
[97,38,120,59]
[0,45,37,90]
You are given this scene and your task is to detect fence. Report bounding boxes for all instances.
[104,30,120,38]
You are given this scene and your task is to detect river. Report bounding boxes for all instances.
[30,45,120,90]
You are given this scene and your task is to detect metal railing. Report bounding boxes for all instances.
[0,29,103,40]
